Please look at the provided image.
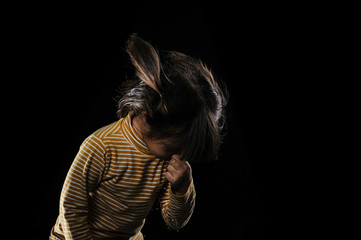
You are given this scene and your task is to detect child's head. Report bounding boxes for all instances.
[118,34,227,162]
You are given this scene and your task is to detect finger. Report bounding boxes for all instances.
[171,154,188,165]
[172,154,188,166]
[167,164,178,173]
[165,171,175,183]
[169,159,182,170]
[171,154,182,161]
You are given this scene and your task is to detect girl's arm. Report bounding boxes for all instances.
[58,135,106,239]
[158,174,196,230]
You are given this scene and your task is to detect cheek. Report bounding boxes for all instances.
[148,144,171,159]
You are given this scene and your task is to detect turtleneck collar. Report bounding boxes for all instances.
[120,112,153,156]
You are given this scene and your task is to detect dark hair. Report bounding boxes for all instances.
[118,34,228,162]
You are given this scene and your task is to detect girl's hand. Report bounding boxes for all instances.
[165,154,192,196]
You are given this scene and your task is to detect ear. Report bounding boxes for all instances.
[126,34,162,95]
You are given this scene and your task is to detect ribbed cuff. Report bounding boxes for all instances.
[169,178,195,202]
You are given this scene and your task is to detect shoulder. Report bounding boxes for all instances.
[82,118,126,152]
[91,118,124,140]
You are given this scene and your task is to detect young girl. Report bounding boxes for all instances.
[50,34,227,240]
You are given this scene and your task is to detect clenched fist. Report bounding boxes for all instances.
[165,154,192,196]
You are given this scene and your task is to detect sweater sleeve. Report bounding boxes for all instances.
[58,135,106,240]
[158,178,196,230]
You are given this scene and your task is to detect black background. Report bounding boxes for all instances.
[7,2,326,239]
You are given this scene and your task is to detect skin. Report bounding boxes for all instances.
[132,112,192,196]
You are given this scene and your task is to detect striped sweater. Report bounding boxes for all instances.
[50,113,196,240]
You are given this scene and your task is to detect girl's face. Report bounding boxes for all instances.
[144,137,182,161]
[132,112,182,160]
